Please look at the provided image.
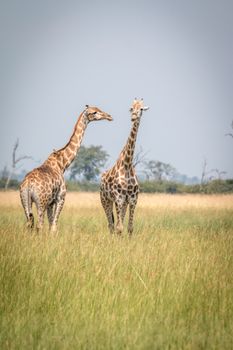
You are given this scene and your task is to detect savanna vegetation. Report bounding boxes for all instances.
[1,178,233,194]
[0,191,232,349]
[2,143,233,194]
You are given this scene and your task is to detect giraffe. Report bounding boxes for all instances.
[20,105,112,232]
[100,98,149,235]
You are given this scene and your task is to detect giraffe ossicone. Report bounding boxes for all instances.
[100,98,149,235]
[20,106,112,232]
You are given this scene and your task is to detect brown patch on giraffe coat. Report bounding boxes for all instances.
[77,125,83,133]
[69,143,76,152]
[71,134,78,143]
[57,161,64,170]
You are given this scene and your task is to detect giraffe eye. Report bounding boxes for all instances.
[93,111,97,115]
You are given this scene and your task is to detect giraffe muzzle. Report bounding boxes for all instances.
[105,114,113,121]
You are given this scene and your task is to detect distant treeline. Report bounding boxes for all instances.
[139,179,233,194]
[1,178,233,194]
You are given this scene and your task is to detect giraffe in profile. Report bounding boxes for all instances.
[20,106,112,232]
[100,98,149,235]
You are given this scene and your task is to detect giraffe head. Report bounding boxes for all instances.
[130,98,149,121]
[84,105,113,122]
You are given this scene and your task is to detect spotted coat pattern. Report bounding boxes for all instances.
[100,99,149,235]
[20,106,112,232]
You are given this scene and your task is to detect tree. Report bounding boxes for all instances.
[200,157,218,185]
[69,145,109,181]
[133,146,148,167]
[200,157,227,185]
[201,158,209,185]
[143,160,176,181]
[5,139,32,190]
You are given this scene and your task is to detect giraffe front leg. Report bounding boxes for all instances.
[121,201,128,224]
[100,192,114,233]
[115,198,125,235]
[128,196,138,235]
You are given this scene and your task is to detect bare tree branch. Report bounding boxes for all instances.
[5,139,32,190]
[200,158,217,185]
[15,155,33,164]
[211,168,227,180]
[201,158,207,185]
[12,138,19,166]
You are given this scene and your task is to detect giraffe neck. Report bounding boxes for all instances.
[119,118,140,168]
[45,112,88,172]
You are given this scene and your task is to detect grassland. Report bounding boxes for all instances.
[0,191,233,349]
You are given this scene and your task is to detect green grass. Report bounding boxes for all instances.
[0,196,233,349]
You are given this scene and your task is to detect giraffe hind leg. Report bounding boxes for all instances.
[27,213,34,229]
[36,206,46,232]
[20,187,34,229]
[49,191,66,232]
[47,203,56,229]
[32,194,46,232]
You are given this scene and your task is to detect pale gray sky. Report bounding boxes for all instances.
[1,0,233,178]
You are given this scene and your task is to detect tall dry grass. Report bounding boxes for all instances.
[0,192,233,349]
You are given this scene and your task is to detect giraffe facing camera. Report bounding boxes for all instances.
[100,98,149,235]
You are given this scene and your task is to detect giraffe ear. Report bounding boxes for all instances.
[143,106,149,111]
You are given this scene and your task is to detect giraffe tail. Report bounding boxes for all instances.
[20,182,34,229]
[112,212,115,224]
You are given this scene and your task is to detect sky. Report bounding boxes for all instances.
[1,0,233,179]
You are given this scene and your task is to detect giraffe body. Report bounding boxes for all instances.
[100,99,149,235]
[20,106,112,231]
[20,160,66,231]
